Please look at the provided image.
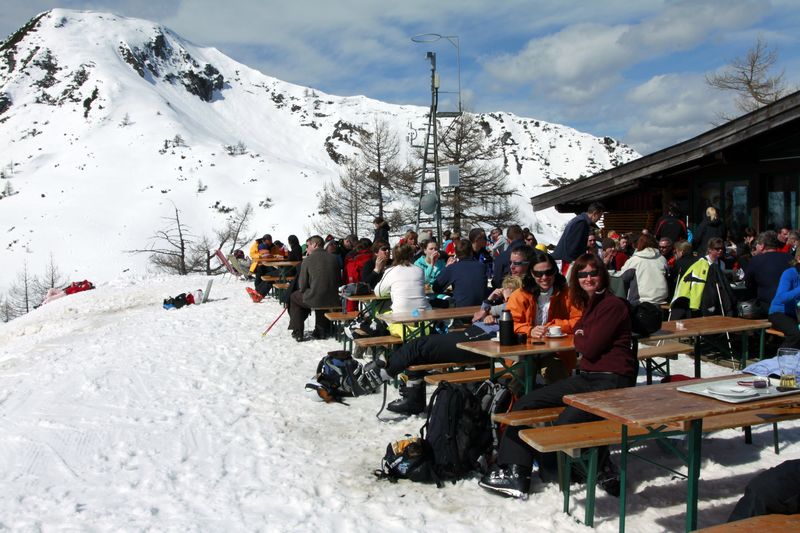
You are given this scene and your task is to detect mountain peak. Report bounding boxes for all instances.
[0,9,638,292]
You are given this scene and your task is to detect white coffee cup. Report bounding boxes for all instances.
[548,325,562,336]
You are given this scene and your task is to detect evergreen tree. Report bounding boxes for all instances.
[436,113,518,230]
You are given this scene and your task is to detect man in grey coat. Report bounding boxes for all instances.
[289,235,342,341]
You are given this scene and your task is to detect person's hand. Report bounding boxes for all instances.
[472,308,488,323]
[432,250,440,263]
[446,256,458,267]
[531,325,546,339]
[375,254,387,271]
[483,314,496,325]
[488,288,504,301]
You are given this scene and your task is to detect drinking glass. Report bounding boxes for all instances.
[777,348,799,388]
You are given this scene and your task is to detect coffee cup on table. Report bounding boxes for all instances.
[548,325,562,336]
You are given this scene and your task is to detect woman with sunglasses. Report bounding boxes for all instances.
[505,250,582,381]
[480,253,634,499]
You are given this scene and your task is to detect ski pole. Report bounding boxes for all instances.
[262,307,288,336]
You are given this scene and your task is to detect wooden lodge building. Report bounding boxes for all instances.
[531,90,800,240]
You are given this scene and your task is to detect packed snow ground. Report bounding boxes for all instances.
[0,275,797,532]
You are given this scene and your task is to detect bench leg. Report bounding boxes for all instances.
[619,425,629,533]
[558,452,570,515]
[744,425,752,445]
[584,448,598,528]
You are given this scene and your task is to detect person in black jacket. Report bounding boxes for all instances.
[433,239,488,307]
[655,203,688,243]
[693,206,727,255]
[492,224,525,288]
[373,217,390,245]
[744,231,792,317]
[553,202,604,274]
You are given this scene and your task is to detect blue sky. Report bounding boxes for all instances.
[3,0,799,154]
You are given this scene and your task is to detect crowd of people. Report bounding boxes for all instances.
[230,206,799,517]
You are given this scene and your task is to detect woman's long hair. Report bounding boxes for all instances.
[568,253,609,310]
[523,249,566,297]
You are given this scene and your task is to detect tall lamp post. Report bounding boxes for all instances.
[410,33,461,114]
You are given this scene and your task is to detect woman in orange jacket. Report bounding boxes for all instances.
[505,249,582,380]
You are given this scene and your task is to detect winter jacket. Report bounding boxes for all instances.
[296,248,341,308]
[343,249,374,284]
[574,290,635,378]
[492,238,525,288]
[373,222,390,244]
[432,257,489,307]
[506,286,583,373]
[248,240,284,272]
[505,286,582,337]
[374,264,431,314]
[619,247,669,304]
[769,267,800,317]
[413,255,446,285]
[693,217,726,255]
[655,214,687,243]
[553,213,593,263]
[745,251,792,313]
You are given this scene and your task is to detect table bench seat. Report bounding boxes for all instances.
[767,328,784,338]
[353,335,403,348]
[638,341,693,384]
[695,513,800,532]
[492,406,565,427]
[261,275,296,282]
[424,367,498,385]
[406,360,485,372]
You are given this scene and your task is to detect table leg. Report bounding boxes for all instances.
[693,336,702,379]
[524,357,533,393]
[759,328,765,360]
[685,418,703,532]
[740,333,748,370]
[619,424,628,533]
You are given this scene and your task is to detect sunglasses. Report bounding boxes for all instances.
[510,260,530,266]
[576,270,600,279]
[532,267,556,278]
[710,247,724,252]
[379,247,390,252]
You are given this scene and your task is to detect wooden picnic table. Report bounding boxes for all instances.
[648,316,771,378]
[380,305,481,341]
[564,375,800,532]
[457,335,574,392]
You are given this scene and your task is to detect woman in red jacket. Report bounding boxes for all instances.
[480,253,635,499]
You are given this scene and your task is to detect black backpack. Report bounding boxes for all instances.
[305,350,378,402]
[377,381,492,486]
[629,301,662,336]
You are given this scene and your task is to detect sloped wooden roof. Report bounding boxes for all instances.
[531,90,800,212]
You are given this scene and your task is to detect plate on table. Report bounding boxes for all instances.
[546,333,567,338]
[705,385,759,398]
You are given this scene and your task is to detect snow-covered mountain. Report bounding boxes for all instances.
[0,9,639,291]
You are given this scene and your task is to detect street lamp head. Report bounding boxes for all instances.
[411,33,444,43]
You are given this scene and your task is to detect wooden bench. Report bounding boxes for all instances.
[492,406,565,427]
[767,328,784,338]
[638,341,692,384]
[695,513,800,532]
[424,367,501,385]
[353,335,403,358]
[519,406,800,527]
[407,360,485,373]
[261,275,296,282]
